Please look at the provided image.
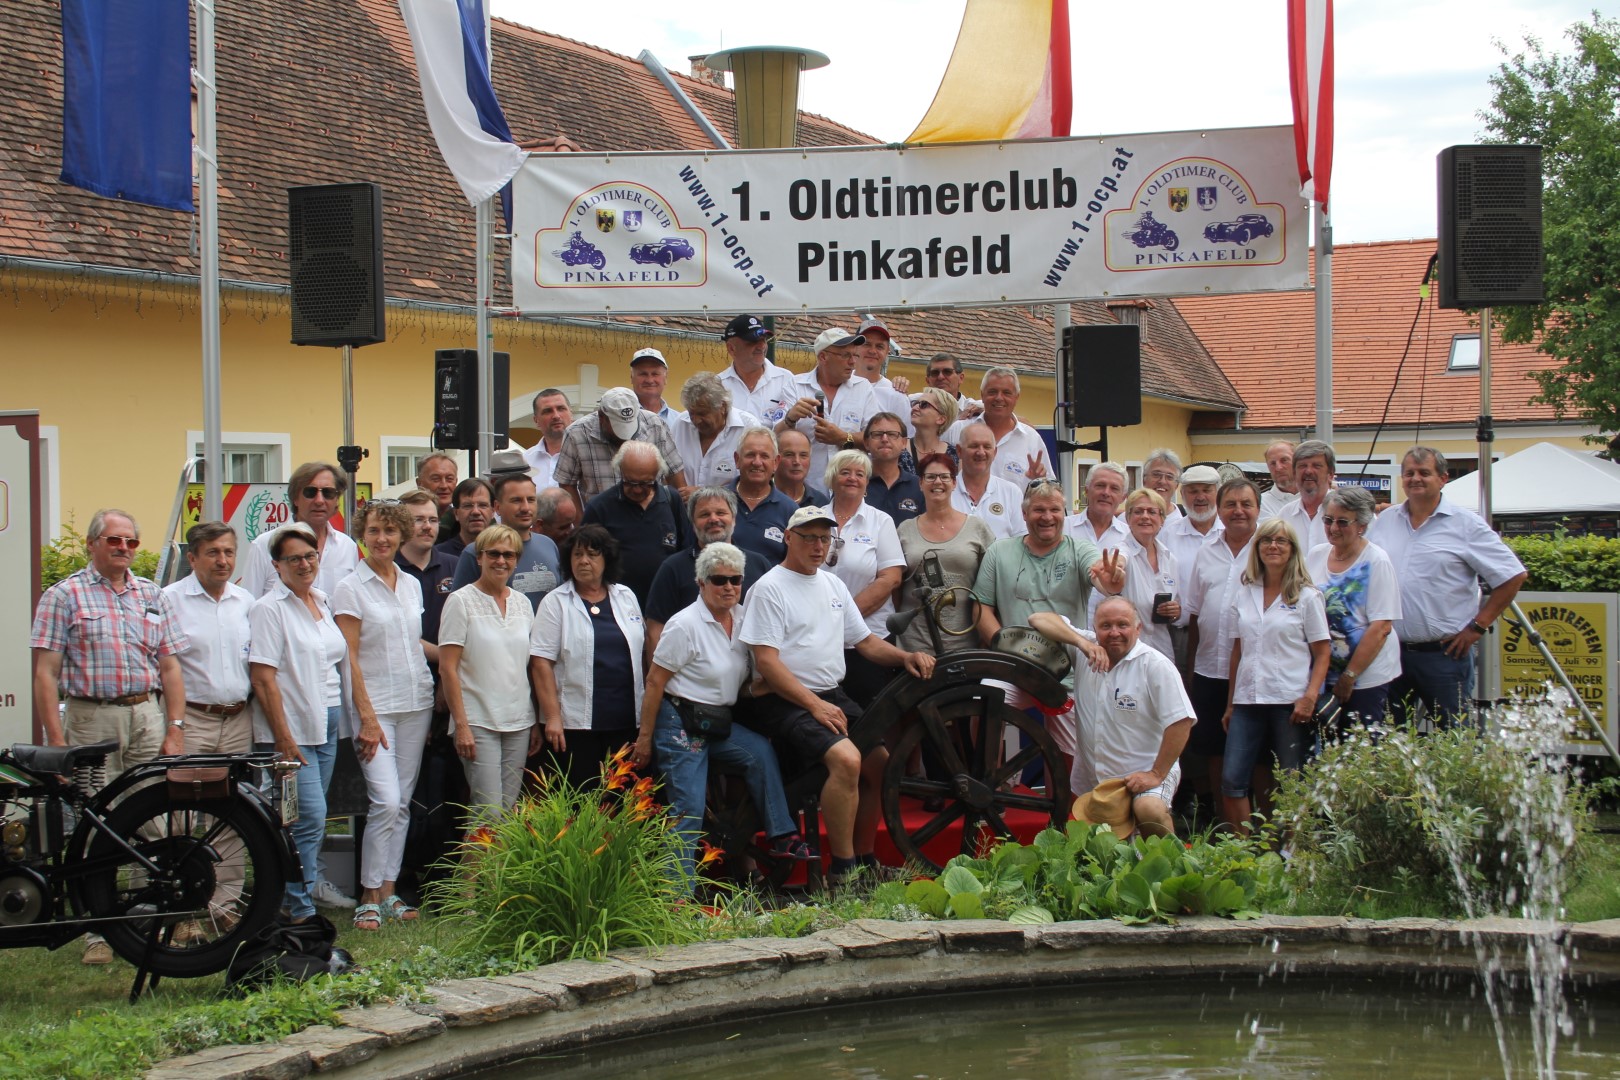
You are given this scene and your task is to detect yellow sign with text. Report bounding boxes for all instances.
[1498,592,1618,755]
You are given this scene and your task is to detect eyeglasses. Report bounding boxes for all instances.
[1258,537,1293,548]
[301,486,340,500]
[278,552,320,566]
[911,400,936,411]
[792,530,842,566]
[1322,516,1356,529]
[705,574,744,587]
[922,473,954,483]
[620,478,657,491]
[866,430,904,441]
[481,550,518,561]
[100,535,140,550]
[368,498,401,507]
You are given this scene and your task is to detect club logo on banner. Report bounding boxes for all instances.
[512,126,1307,315]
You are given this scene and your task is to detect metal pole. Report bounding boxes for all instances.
[1477,308,1499,713]
[476,197,495,476]
[341,343,357,529]
[1313,201,1333,447]
[1053,304,1071,507]
[195,0,223,522]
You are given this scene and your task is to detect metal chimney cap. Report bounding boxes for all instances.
[702,45,830,72]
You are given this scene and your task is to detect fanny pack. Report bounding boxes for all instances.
[669,694,732,740]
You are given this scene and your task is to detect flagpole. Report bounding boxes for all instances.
[475,4,495,475]
[1313,200,1333,446]
[195,0,223,521]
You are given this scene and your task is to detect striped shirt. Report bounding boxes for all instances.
[30,568,187,699]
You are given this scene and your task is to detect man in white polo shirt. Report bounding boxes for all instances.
[1273,439,1334,552]
[741,505,934,885]
[945,366,1048,489]
[1031,596,1195,838]
[718,314,800,426]
[776,327,881,485]
[1065,461,1131,552]
[951,422,1026,539]
[1368,445,1527,727]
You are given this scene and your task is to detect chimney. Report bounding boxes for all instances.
[688,55,728,88]
[1106,298,1153,326]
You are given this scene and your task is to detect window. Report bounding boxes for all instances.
[187,432,289,483]
[379,437,467,491]
[1448,334,1481,371]
[387,447,433,487]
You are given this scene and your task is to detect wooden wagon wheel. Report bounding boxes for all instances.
[879,683,1071,875]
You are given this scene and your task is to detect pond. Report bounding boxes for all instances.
[473,975,1620,1078]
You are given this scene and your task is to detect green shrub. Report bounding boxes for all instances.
[1272,703,1590,919]
[892,824,1283,926]
[427,751,708,967]
[42,521,161,589]
[1504,532,1620,592]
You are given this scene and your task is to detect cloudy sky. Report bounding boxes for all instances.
[491,0,1594,245]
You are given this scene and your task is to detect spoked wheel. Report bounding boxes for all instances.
[703,768,794,891]
[881,688,1071,875]
[76,785,287,978]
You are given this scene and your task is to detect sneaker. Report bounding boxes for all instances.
[768,832,815,862]
[82,940,113,965]
[312,878,357,908]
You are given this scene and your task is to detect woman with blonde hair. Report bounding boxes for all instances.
[1088,487,1180,659]
[902,387,959,474]
[1220,517,1330,834]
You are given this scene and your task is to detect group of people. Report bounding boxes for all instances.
[30,309,1527,953]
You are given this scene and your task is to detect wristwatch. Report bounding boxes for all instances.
[169,718,185,729]
[1468,619,1488,635]
[842,436,856,450]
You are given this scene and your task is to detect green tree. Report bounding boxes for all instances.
[1480,13,1620,437]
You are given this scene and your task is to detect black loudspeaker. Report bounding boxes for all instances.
[288,183,386,346]
[1064,323,1141,428]
[1437,145,1544,310]
[434,349,510,450]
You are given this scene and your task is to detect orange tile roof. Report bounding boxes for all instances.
[1173,239,1566,431]
[1,0,1240,413]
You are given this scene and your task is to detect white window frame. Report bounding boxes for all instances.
[1447,334,1481,372]
[379,436,468,493]
[184,430,291,484]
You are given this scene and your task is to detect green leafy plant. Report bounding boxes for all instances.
[427,750,709,967]
[1503,532,1620,592]
[1272,709,1592,919]
[42,520,161,589]
[900,824,1282,926]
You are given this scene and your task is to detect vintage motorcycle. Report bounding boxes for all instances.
[553,231,607,270]
[1124,212,1180,252]
[0,740,300,998]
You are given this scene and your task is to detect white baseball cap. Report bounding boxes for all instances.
[597,387,641,440]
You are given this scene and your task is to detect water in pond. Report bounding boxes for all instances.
[474,976,1620,1079]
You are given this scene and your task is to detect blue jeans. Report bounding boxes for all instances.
[652,699,795,884]
[1222,703,1312,798]
[1390,646,1475,729]
[263,706,340,919]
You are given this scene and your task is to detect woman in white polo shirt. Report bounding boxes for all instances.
[439,524,537,820]
[822,448,906,705]
[332,500,435,929]
[631,542,810,886]
[248,523,346,925]
[1221,517,1330,835]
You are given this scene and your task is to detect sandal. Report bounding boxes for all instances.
[352,903,383,931]
[381,894,419,922]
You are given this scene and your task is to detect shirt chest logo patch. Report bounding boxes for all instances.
[988,502,1005,515]
[764,527,784,543]
[1113,689,1139,711]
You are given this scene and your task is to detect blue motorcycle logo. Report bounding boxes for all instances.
[553,231,607,270]
[1125,211,1180,252]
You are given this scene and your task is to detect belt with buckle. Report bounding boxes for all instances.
[187,700,249,717]
[1403,640,1449,653]
[70,691,153,707]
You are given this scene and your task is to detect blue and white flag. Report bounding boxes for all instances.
[59,0,194,212]
[399,0,527,217]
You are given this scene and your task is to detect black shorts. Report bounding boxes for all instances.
[1187,673,1230,757]
[748,688,860,764]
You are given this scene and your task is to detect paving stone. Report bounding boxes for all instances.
[277,1025,387,1071]
[145,1043,310,1080]
[809,920,938,958]
[771,936,845,966]
[936,919,1032,953]
[1036,919,1176,949]
[332,1004,445,1047]
[610,939,785,984]
[489,972,574,1009]
[532,957,654,1001]
[1567,919,1620,952]
[410,978,557,1026]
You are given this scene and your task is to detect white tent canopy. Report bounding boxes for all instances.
[1443,442,1620,515]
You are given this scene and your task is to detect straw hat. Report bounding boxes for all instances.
[1072,778,1135,840]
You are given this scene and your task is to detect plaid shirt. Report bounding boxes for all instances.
[30,567,187,699]
[553,410,685,503]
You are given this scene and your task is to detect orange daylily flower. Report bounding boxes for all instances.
[629,775,656,799]
[697,841,725,868]
[467,825,496,847]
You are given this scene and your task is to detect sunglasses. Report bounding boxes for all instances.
[705,574,744,587]
[481,550,519,561]
[301,486,340,500]
[1322,516,1357,529]
[100,535,140,550]
[620,478,658,491]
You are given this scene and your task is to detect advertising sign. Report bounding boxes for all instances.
[182,483,372,544]
[1498,591,1619,756]
[513,126,1308,314]
[0,414,40,745]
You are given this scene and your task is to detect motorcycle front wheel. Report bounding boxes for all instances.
[1162,231,1180,252]
[75,785,288,978]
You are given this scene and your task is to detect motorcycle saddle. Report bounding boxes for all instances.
[9,739,122,776]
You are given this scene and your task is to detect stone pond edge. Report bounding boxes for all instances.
[145,915,1620,1080]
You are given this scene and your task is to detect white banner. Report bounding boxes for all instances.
[512,126,1309,315]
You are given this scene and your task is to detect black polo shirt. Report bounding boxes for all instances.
[727,481,797,565]
[581,483,691,606]
[395,545,459,645]
[642,545,775,624]
[865,469,925,526]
